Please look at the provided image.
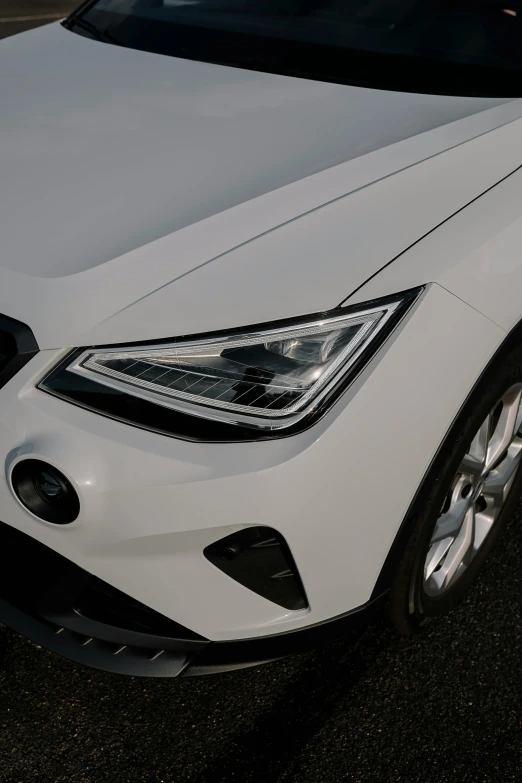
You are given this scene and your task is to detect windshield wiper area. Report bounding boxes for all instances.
[63,15,123,46]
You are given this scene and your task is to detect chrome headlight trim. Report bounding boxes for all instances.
[40,288,423,439]
[66,303,395,430]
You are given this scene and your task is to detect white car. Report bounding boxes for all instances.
[2,1,522,677]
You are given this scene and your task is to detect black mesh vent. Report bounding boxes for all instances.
[0,314,38,388]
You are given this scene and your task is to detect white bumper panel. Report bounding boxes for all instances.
[0,285,504,640]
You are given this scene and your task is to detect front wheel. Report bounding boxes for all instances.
[390,345,522,633]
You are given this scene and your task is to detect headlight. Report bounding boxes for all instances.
[41,289,421,440]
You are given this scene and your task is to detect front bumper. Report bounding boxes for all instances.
[0,520,383,676]
[0,284,505,671]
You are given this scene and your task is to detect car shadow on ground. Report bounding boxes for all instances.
[190,613,396,783]
[0,608,396,782]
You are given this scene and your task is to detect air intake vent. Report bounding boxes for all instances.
[0,314,38,389]
[204,527,308,611]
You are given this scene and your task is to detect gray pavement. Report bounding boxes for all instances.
[0,1,75,39]
[1,5,522,782]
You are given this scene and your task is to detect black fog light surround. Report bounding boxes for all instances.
[204,526,308,611]
[11,459,80,525]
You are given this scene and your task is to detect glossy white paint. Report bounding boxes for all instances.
[2,25,522,347]
[2,108,522,348]
[0,22,512,278]
[346,163,522,336]
[4,19,522,645]
[97,117,522,348]
[0,286,505,639]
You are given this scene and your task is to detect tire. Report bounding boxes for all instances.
[390,338,522,634]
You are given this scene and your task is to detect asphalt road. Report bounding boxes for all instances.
[0,1,75,39]
[1,6,522,783]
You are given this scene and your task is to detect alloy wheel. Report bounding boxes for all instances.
[423,383,522,597]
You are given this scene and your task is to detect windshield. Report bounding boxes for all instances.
[70,1,522,96]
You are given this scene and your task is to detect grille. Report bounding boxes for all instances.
[0,314,38,388]
[0,328,16,375]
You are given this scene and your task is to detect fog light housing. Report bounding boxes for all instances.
[204,526,308,611]
[11,460,80,525]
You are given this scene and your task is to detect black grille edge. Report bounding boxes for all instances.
[0,314,39,389]
[0,520,208,677]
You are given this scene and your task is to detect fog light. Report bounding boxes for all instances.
[11,459,80,525]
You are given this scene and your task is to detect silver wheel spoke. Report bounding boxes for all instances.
[481,473,509,507]
[482,443,522,508]
[459,453,484,478]
[435,505,475,592]
[430,499,469,545]
[461,416,490,477]
[474,509,495,551]
[485,386,522,473]
[515,403,522,436]
[424,538,454,580]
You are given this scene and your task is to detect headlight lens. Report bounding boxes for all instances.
[41,289,420,436]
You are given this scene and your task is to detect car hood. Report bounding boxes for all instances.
[1,21,522,348]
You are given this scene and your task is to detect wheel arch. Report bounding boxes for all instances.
[372,312,522,599]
